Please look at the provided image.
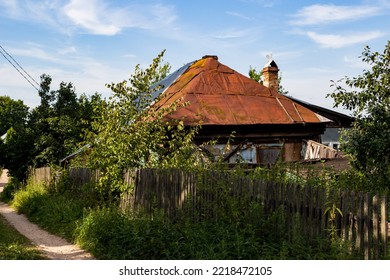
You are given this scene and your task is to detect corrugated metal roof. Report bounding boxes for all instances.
[153,56,331,126]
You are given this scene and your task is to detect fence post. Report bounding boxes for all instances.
[348,191,355,247]
[356,192,364,254]
[381,196,387,258]
[372,195,379,259]
[363,192,371,260]
[341,191,349,241]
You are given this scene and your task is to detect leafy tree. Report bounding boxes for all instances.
[1,76,102,181]
[2,127,32,180]
[328,41,390,187]
[87,50,199,196]
[0,96,29,179]
[277,74,289,95]
[248,66,288,95]
[248,65,263,83]
[0,96,29,136]
[29,74,103,168]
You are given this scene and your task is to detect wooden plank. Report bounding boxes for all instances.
[372,195,379,259]
[356,192,364,254]
[341,191,349,240]
[348,191,355,245]
[307,185,313,238]
[381,196,387,258]
[363,192,371,260]
[300,186,308,235]
[312,186,318,237]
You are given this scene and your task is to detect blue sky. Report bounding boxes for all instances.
[0,0,389,114]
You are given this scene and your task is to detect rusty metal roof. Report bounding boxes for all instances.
[153,55,330,126]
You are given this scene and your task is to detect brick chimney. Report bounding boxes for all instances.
[262,59,279,92]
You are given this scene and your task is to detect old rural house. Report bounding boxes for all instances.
[152,55,353,165]
[59,55,353,167]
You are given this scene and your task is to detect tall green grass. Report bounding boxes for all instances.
[7,167,359,260]
[11,178,101,241]
[74,205,352,260]
[0,215,47,260]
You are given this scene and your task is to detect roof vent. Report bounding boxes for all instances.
[202,55,218,60]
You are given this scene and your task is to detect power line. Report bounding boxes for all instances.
[0,44,40,88]
[0,44,40,91]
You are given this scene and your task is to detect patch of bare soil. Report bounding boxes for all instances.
[0,187,94,260]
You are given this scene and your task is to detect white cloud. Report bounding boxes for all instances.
[291,4,380,25]
[344,55,369,69]
[226,11,254,21]
[306,31,385,48]
[8,45,58,62]
[63,0,125,35]
[0,0,20,16]
[0,0,177,36]
[58,46,77,55]
[239,0,276,8]
[63,0,177,35]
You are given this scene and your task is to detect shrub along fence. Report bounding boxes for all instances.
[33,167,389,259]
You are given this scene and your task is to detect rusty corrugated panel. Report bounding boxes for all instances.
[154,56,328,126]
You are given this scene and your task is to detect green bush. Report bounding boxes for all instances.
[74,203,352,260]
[0,177,21,203]
[8,167,357,260]
[0,215,46,260]
[11,179,101,241]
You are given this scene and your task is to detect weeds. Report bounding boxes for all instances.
[0,215,46,260]
[7,165,364,260]
[11,175,101,241]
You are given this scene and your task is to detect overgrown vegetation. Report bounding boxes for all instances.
[0,215,46,260]
[4,175,101,241]
[86,50,200,198]
[75,206,350,260]
[3,47,389,260]
[0,76,103,181]
[329,41,390,191]
[1,165,361,260]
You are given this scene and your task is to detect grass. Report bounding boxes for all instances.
[0,214,46,260]
[4,168,365,260]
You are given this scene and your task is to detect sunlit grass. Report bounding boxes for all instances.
[0,215,46,260]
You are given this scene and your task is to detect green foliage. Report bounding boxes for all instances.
[248,66,288,95]
[328,41,390,189]
[278,73,289,95]
[248,65,263,83]
[0,177,21,203]
[8,165,360,260]
[0,96,29,179]
[1,76,103,181]
[73,169,352,260]
[87,50,200,196]
[75,204,351,260]
[0,215,46,260]
[0,95,29,136]
[11,175,101,241]
[30,74,104,168]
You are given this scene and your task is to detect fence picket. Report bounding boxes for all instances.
[356,192,364,254]
[364,193,371,260]
[381,196,387,258]
[373,195,379,260]
[31,167,389,259]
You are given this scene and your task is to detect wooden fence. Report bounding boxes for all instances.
[119,168,389,259]
[33,167,389,259]
[31,167,53,185]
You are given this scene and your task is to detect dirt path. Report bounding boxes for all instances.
[0,186,94,260]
